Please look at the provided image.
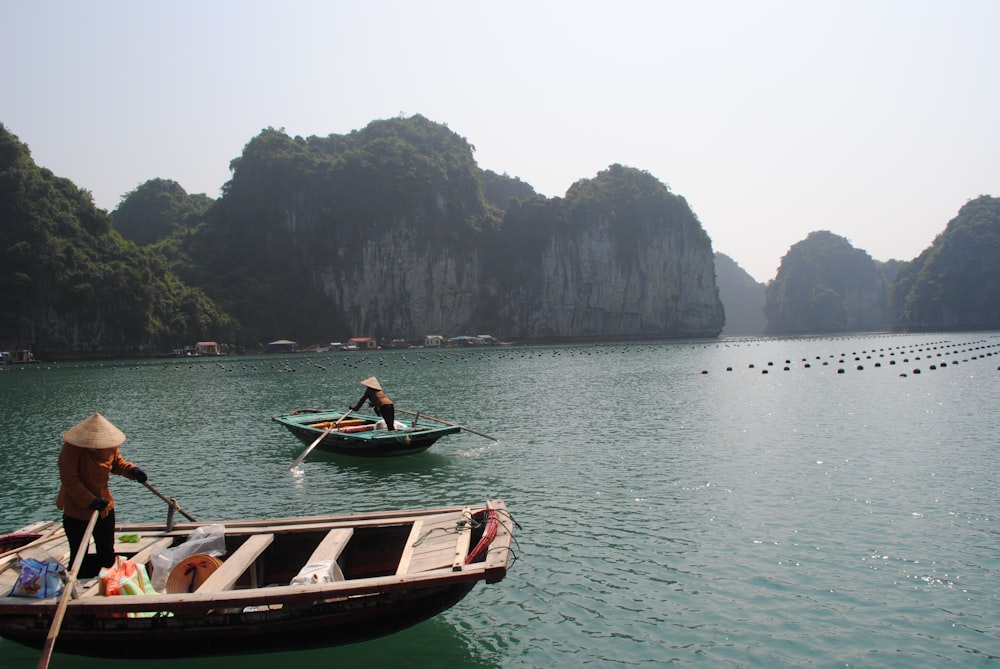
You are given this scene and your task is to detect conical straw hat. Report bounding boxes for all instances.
[62,412,127,450]
[166,554,222,593]
[360,376,382,391]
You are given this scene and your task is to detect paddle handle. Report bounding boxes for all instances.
[142,482,197,522]
[286,408,351,471]
[396,408,499,442]
[37,509,99,669]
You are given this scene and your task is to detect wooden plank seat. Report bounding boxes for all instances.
[396,509,473,577]
[303,528,353,581]
[196,534,274,592]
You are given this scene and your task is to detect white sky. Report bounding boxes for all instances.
[4,0,998,282]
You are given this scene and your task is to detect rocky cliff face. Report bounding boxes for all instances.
[318,217,483,341]
[476,164,724,340]
[533,210,723,338]
[311,167,724,341]
[177,121,725,345]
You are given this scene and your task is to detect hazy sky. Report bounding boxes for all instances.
[5,0,998,282]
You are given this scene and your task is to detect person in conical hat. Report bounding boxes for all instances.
[351,376,396,430]
[56,413,150,578]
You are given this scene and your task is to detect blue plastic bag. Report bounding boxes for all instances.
[10,557,64,598]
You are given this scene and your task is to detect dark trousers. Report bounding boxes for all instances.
[63,510,116,578]
[380,404,396,430]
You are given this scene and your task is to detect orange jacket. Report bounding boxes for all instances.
[56,443,138,521]
[354,387,393,412]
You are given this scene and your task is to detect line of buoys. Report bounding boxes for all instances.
[710,336,1000,378]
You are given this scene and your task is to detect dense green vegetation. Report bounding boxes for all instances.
[3,112,997,356]
[112,178,212,246]
[764,231,888,334]
[764,200,1000,334]
[714,253,765,335]
[889,196,1000,330]
[480,169,537,209]
[0,124,236,357]
[163,116,499,346]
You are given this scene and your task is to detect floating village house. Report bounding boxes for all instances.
[265,339,299,354]
[195,341,220,356]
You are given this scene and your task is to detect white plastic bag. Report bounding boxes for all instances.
[291,560,335,585]
[150,524,227,592]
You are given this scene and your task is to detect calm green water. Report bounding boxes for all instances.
[1,333,998,668]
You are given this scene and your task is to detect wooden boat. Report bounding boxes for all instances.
[0,500,515,659]
[272,409,462,457]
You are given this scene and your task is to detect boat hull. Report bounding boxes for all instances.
[0,581,476,658]
[273,410,461,457]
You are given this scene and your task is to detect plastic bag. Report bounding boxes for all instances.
[150,524,227,592]
[291,560,334,585]
[100,555,156,596]
[99,555,158,618]
[374,419,408,430]
[10,557,64,598]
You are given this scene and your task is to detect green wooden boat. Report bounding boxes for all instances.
[272,409,462,457]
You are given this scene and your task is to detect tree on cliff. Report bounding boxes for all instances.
[480,169,537,210]
[480,164,724,339]
[112,178,212,246]
[163,115,497,346]
[765,231,888,334]
[889,196,1000,330]
[0,123,236,357]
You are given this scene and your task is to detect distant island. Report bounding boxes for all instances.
[1,116,997,360]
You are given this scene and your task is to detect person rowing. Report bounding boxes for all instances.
[351,376,396,430]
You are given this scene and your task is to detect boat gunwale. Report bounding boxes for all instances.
[108,501,486,531]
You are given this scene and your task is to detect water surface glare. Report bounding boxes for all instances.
[1,332,998,667]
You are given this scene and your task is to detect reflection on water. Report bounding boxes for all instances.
[1,333,999,667]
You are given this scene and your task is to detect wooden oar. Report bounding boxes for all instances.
[286,409,351,471]
[37,509,98,669]
[396,409,499,442]
[142,482,197,522]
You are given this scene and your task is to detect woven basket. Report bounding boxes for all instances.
[166,553,222,593]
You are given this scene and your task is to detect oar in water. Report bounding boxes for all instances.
[286,409,352,471]
[142,482,197,522]
[36,509,99,669]
[396,409,499,442]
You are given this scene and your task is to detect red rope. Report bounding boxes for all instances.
[465,508,498,564]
